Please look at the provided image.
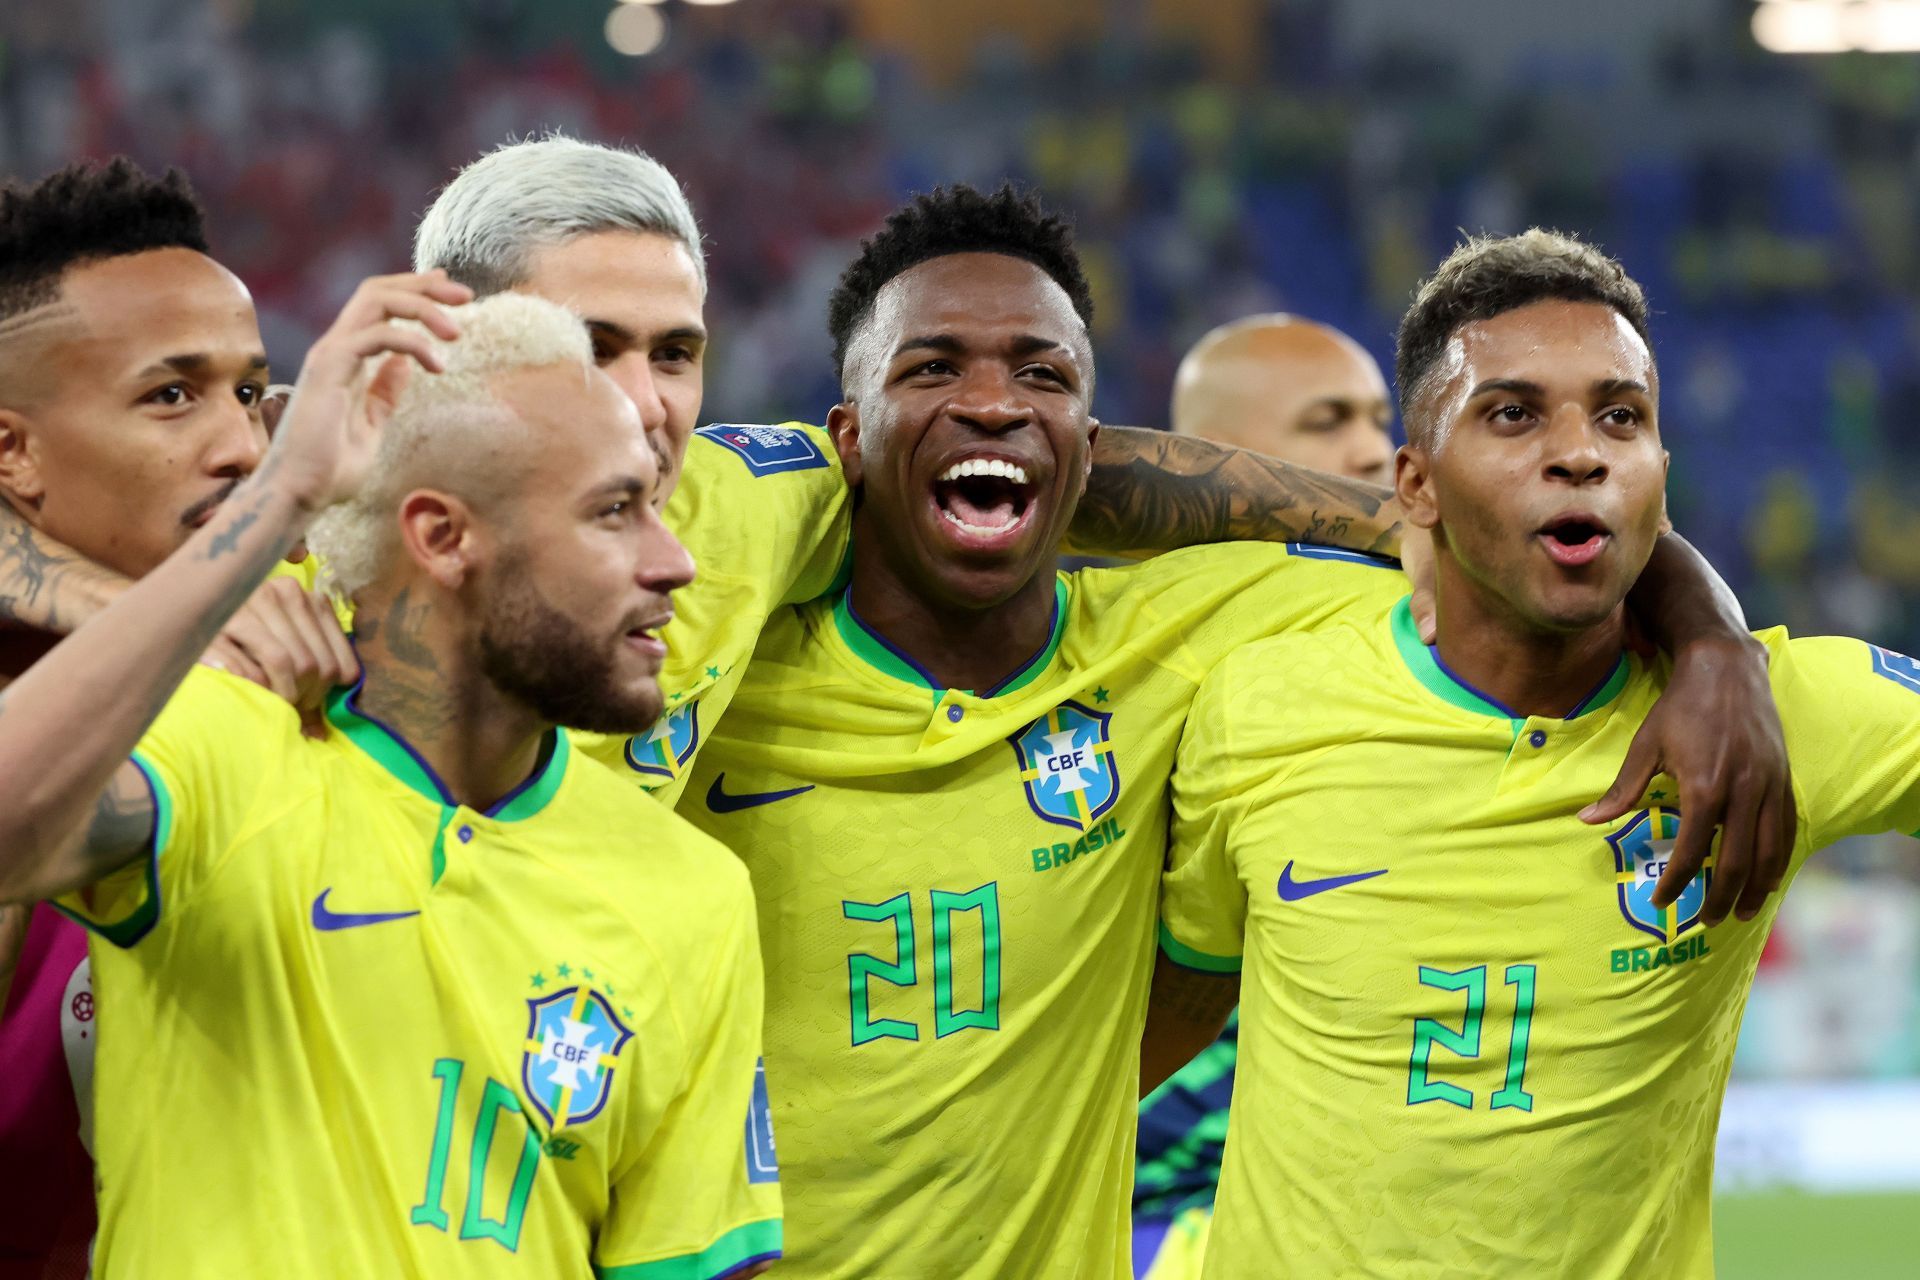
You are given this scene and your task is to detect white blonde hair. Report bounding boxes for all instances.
[306,292,593,596]
[412,134,706,295]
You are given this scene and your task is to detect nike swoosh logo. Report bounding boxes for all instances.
[311,888,421,932]
[1276,860,1388,902]
[706,773,815,814]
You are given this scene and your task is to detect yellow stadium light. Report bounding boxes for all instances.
[606,3,668,55]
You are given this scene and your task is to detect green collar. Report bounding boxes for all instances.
[1389,596,1630,729]
[325,681,569,822]
[832,576,1070,701]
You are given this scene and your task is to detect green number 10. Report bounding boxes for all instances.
[411,1058,543,1251]
[843,883,1003,1046]
[1406,963,1537,1112]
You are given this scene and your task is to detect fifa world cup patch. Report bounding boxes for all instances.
[695,423,830,476]
[1870,644,1920,696]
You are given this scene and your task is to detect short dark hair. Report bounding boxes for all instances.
[826,184,1094,379]
[1395,229,1651,445]
[0,157,210,323]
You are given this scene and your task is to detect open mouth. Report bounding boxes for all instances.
[1536,513,1612,568]
[623,611,673,663]
[929,456,1040,549]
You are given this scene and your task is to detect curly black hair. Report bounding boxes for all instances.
[0,157,210,323]
[1396,228,1651,446]
[826,184,1094,380]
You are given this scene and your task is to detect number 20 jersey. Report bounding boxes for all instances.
[1161,600,1920,1279]
[679,543,1406,1279]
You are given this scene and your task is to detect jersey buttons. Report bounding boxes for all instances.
[947,705,964,723]
[1528,730,1548,749]
[457,825,474,843]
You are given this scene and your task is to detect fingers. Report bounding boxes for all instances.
[306,589,360,688]
[1735,776,1793,922]
[327,272,470,343]
[200,635,268,689]
[1701,780,1759,926]
[340,321,450,374]
[216,579,358,710]
[1411,586,1438,645]
[1654,788,1725,917]
[1581,723,1661,825]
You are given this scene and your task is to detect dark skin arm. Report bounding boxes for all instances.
[0,503,133,635]
[1140,952,1240,1098]
[1585,533,1795,925]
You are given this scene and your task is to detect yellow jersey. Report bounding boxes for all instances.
[576,423,850,805]
[679,542,1408,1279]
[1161,598,1920,1279]
[56,667,781,1279]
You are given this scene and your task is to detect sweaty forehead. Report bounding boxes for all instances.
[56,249,261,378]
[869,253,1087,353]
[1453,300,1655,392]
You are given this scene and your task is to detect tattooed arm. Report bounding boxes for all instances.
[1068,426,1404,558]
[0,504,133,634]
[0,271,465,904]
[1140,950,1240,1096]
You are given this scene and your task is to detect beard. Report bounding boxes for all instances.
[475,567,662,735]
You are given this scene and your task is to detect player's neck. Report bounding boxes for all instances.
[844,551,1058,693]
[1431,572,1628,720]
[350,581,549,811]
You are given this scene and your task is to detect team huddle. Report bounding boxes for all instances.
[0,137,1913,1280]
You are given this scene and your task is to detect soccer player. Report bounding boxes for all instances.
[1171,313,1395,485]
[0,157,358,1277]
[0,286,781,1278]
[676,189,1785,1279]
[1152,230,1920,1277]
[1136,312,1400,1277]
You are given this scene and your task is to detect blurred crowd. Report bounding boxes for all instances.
[2,0,1916,1075]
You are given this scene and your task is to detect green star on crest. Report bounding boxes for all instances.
[1093,687,1110,704]
[706,666,721,679]
[556,962,572,979]
[530,972,546,990]
[583,967,596,981]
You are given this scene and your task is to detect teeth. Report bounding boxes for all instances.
[941,508,1020,535]
[937,458,1029,485]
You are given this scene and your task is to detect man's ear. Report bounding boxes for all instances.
[1082,418,1101,481]
[361,354,414,436]
[826,401,863,489]
[396,489,476,590]
[1395,444,1441,532]
[0,408,47,507]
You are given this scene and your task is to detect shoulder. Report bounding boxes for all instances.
[559,751,753,905]
[149,665,304,752]
[683,421,837,481]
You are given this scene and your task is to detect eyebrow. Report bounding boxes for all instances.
[1467,376,1650,399]
[131,352,270,381]
[587,319,708,347]
[892,333,1068,359]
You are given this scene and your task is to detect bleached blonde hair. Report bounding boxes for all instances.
[305,291,593,596]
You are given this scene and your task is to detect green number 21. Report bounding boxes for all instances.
[843,883,1002,1046]
[1406,963,1537,1111]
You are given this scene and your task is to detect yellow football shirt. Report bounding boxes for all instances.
[1162,599,1920,1279]
[679,542,1409,1279]
[56,667,781,1279]
[575,423,850,805]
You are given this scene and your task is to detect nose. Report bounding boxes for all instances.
[604,351,670,436]
[208,396,268,478]
[948,366,1029,435]
[1348,424,1395,483]
[636,507,697,596]
[1542,408,1608,486]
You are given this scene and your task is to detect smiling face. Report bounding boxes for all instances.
[512,229,706,502]
[0,248,269,578]
[1397,298,1669,633]
[830,252,1097,612]
[470,363,695,734]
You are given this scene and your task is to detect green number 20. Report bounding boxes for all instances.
[843,883,1002,1046]
[1406,963,1537,1111]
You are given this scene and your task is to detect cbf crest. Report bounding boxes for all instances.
[625,701,700,783]
[523,986,635,1129]
[1009,701,1120,832]
[1608,806,1710,943]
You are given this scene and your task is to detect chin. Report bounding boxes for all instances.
[1526,586,1630,634]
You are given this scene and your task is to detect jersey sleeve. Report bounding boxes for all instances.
[671,422,851,607]
[595,871,781,1278]
[52,666,290,947]
[1160,653,1252,972]
[1769,632,1920,852]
